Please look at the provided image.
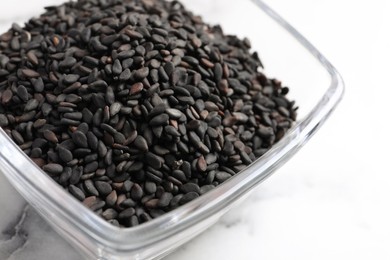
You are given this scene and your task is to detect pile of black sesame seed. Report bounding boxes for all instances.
[0,0,297,227]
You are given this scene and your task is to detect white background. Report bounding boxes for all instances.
[0,0,389,259]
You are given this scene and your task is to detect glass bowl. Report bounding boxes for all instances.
[0,0,344,259]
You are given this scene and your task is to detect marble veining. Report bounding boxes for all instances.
[0,174,81,260]
[0,204,29,259]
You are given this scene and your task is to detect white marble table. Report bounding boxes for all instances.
[2,0,390,259]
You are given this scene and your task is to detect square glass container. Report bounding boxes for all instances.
[0,0,344,259]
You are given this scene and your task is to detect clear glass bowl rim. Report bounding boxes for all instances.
[0,0,344,256]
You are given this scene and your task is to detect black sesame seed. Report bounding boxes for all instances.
[43,163,63,176]
[0,0,297,228]
[72,131,88,148]
[68,185,86,201]
[58,146,73,163]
